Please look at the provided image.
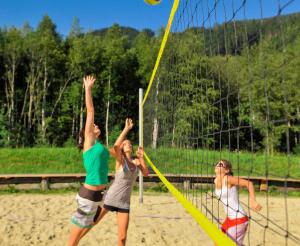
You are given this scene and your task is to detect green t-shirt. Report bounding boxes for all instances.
[83,140,109,185]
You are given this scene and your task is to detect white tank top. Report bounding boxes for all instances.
[215,177,247,219]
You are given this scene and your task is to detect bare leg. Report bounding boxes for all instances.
[78,207,109,240]
[117,212,130,246]
[67,225,86,246]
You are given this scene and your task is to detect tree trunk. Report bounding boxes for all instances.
[105,71,111,146]
[27,59,42,141]
[50,73,74,118]
[5,63,16,144]
[72,105,76,138]
[152,118,158,149]
[20,80,29,123]
[79,83,84,131]
[41,61,48,144]
[75,104,79,137]
[10,65,15,133]
[172,124,176,147]
[28,75,35,130]
[16,82,29,146]
[152,77,160,149]
[4,80,11,143]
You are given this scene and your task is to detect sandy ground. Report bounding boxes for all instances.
[0,192,299,246]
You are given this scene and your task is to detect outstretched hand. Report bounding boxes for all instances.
[83,75,96,89]
[125,118,134,131]
[136,146,144,159]
[250,200,262,212]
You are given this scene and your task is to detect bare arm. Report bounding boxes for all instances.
[109,148,117,158]
[112,118,134,164]
[83,76,96,151]
[114,118,133,147]
[227,176,262,211]
[134,147,149,177]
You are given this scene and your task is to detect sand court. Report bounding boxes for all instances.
[0,193,299,246]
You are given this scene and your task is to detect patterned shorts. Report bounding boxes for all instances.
[71,186,103,228]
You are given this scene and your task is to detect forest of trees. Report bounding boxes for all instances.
[144,13,300,154]
[0,16,160,147]
[0,13,299,154]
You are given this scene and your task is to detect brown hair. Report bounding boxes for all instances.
[78,126,103,150]
[78,127,85,150]
[220,159,234,176]
[121,139,136,159]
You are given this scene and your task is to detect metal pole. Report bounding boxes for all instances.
[139,88,143,203]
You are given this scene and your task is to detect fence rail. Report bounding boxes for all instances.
[0,173,299,190]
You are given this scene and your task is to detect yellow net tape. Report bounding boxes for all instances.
[142,0,180,106]
[142,0,235,244]
[144,152,235,245]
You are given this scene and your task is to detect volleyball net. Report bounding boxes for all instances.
[142,0,300,245]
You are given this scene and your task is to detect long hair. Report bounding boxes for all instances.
[78,126,103,150]
[78,127,85,150]
[221,159,234,176]
[121,139,136,160]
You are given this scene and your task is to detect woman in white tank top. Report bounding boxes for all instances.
[214,160,262,246]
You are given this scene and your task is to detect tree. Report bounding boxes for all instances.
[2,27,24,145]
[35,15,64,145]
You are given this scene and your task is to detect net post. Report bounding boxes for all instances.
[139,88,144,203]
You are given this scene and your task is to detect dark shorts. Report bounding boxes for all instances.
[103,204,130,213]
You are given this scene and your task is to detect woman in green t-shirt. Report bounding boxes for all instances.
[67,75,110,246]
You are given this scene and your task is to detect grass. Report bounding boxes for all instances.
[0,147,115,174]
[0,147,299,180]
[146,147,300,179]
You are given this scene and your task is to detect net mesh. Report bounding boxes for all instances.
[143,0,300,245]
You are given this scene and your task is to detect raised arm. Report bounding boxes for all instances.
[135,147,149,177]
[109,118,133,162]
[227,176,262,211]
[83,75,96,151]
